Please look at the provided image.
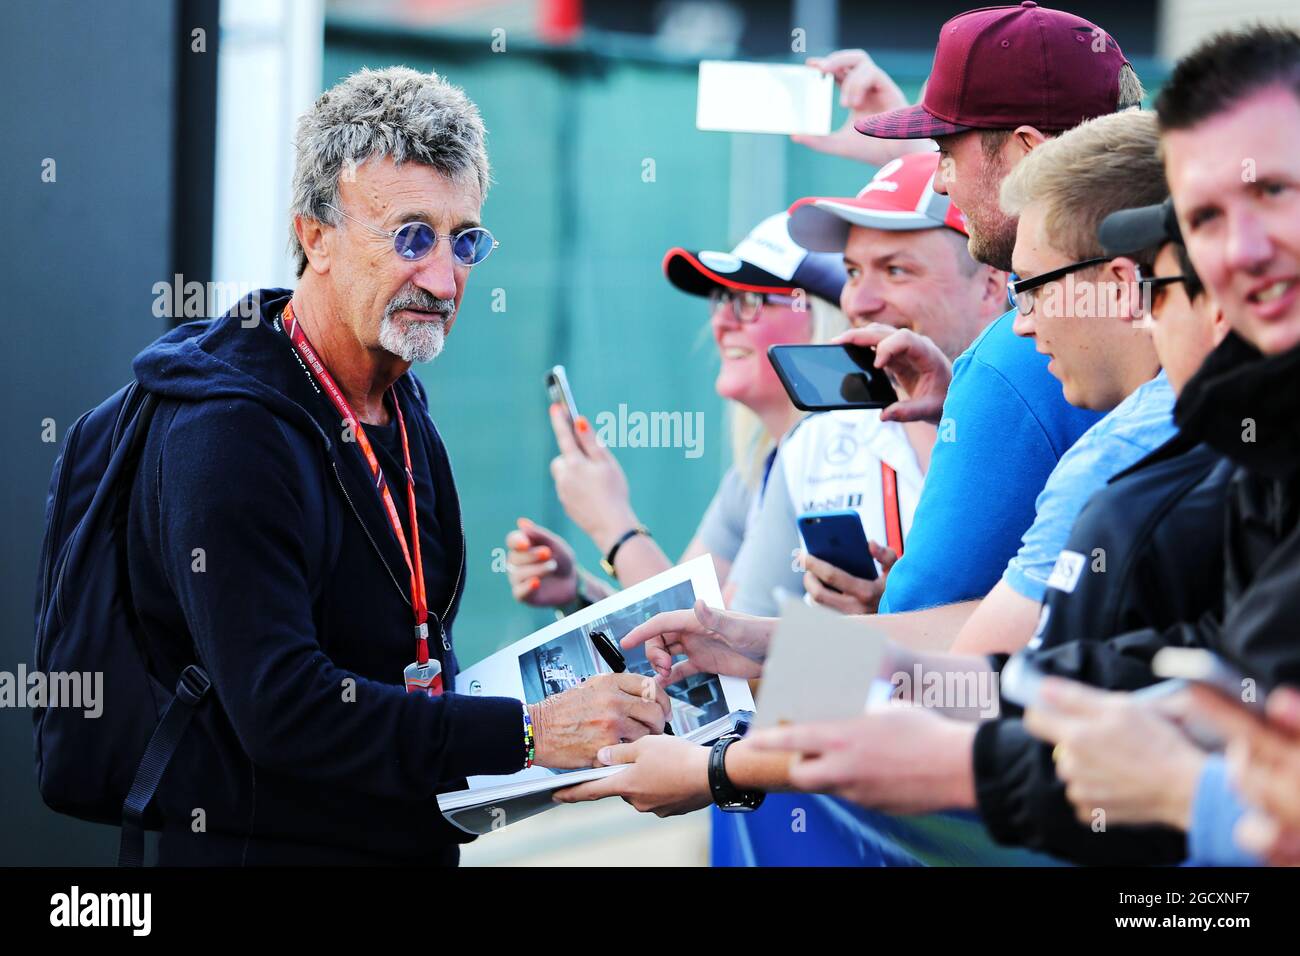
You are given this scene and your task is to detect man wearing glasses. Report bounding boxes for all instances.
[123,66,669,865]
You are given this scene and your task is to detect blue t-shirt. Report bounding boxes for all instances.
[719,312,1101,867]
[1004,371,1176,602]
[879,312,1101,614]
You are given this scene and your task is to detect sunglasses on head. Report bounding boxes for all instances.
[324,202,499,266]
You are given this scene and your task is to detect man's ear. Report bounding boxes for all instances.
[1205,294,1231,347]
[294,214,331,275]
[980,265,1009,317]
[1106,257,1144,324]
[1008,125,1051,160]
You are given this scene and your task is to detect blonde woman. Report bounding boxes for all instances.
[506,213,847,611]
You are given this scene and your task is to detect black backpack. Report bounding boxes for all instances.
[34,381,211,866]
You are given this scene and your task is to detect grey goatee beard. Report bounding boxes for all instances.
[379,291,456,363]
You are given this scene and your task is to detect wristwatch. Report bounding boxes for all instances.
[708,733,765,813]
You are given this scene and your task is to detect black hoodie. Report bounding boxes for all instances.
[126,290,527,865]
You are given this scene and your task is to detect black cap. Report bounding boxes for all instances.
[662,213,847,306]
[1098,197,1182,256]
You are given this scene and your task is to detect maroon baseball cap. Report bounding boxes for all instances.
[857,2,1131,140]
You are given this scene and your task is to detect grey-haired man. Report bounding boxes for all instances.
[123,67,667,865]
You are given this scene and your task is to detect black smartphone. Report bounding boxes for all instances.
[797,510,878,583]
[767,344,899,411]
[545,365,581,434]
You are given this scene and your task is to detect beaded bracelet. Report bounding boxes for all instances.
[522,705,536,769]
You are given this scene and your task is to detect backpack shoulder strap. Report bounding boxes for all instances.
[108,385,212,867]
[119,664,211,866]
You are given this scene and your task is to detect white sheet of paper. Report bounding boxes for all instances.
[753,598,888,729]
[696,61,833,136]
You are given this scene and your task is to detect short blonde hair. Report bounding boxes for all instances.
[999,110,1166,261]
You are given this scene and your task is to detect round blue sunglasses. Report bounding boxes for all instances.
[324,202,499,266]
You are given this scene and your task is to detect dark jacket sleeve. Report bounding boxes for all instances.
[975,615,1221,864]
[157,399,526,798]
[973,718,1187,865]
[1216,504,1300,689]
[1022,612,1221,702]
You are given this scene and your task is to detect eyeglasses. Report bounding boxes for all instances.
[1134,264,1186,317]
[323,202,499,266]
[1006,257,1110,316]
[709,288,797,323]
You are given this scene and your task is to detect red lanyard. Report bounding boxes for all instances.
[281,301,431,665]
[881,462,904,558]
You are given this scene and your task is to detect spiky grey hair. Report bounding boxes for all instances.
[289,66,491,276]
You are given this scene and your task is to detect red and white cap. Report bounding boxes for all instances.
[786,152,968,254]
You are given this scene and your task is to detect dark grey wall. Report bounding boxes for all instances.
[1,0,216,865]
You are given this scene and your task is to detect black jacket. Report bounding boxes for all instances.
[974,332,1300,864]
[974,436,1231,864]
[127,290,527,865]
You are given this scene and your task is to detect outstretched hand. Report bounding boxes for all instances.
[620,599,772,687]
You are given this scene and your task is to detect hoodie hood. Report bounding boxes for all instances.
[1175,331,1300,480]
[133,288,331,447]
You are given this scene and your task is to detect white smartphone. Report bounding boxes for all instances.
[999,653,1047,710]
[696,61,834,136]
[545,364,579,420]
[1151,647,1267,713]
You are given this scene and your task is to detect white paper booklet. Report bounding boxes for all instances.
[437,555,755,835]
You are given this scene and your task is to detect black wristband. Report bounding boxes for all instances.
[600,525,651,580]
[708,733,765,813]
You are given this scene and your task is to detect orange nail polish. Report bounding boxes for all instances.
[528,577,541,591]
[575,416,590,433]
[536,546,552,561]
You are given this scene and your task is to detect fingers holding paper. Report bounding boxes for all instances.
[553,735,713,817]
[529,672,672,770]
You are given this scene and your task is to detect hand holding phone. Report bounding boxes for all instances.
[797,510,878,584]
[545,365,581,438]
[768,344,900,411]
[830,325,952,424]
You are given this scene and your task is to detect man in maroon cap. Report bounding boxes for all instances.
[855,2,1143,271]
[802,5,1143,625]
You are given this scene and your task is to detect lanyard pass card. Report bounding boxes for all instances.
[404,622,443,696]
